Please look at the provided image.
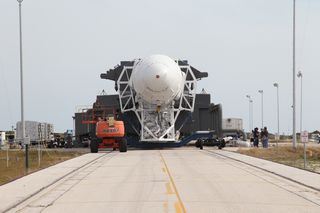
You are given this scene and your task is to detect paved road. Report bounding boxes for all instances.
[11,148,320,213]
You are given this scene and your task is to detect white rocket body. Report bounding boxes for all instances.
[130,55,185,106]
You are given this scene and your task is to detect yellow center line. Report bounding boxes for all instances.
[163,202,169,213]
[160,151,187,213]
[166,182,175,194]
[175,202,183,213]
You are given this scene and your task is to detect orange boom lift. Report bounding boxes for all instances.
[82,107,127,153]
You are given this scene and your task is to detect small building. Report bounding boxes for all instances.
[16,121,54,144]
[222,118,243,130]
[222,118,246,140]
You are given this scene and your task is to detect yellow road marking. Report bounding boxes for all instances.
[162,167,167,173]
[166,182,175,194]
[175,202,183,213]
[160,151,187,213]
[163,202,168,213]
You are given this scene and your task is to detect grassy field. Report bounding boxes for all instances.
[0,149,84,185]
[238,145,320,173]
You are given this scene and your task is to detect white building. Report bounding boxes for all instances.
[16,121,54,143]
[222,118,243,130]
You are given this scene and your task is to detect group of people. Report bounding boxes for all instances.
[252,127,269,148]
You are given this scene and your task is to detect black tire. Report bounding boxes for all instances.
[218,139,226,149]
[119,138,127,152]
[90,139,99,153]
[195,139,201,148]
[199,140,203,150]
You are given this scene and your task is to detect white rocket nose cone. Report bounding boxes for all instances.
[131,55,185,105]
[144,63,169,92]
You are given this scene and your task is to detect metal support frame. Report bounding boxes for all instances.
[117,66,136,112]
[116,63,197,142]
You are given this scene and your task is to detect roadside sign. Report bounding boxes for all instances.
[24,137,30,145]
[301,131,308,143]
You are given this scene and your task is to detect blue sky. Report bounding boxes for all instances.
[0,0,319,133]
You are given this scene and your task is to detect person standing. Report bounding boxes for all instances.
[261,127,269,148]
[260,128,264,146]
[253,127,259,147]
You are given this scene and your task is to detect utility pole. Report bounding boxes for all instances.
[297,71,305,168]
[246,95,252,131]
[292,0,297,148]
[250,99,253,130]
[258,90,264,128]
[297,71,303,139]
[17,0,28,172]
[273,83,280,147]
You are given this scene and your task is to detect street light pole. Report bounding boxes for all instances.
[258,90,264,128]
[250,99,253,130]
[297,71,305,168]
[292,0,297,148]
[246,95,252,131]
[297,71,302,136]
[17,0,28,171]
[273,83,280,146]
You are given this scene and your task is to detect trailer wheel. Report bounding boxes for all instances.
[195,139,201,148]
[218,139,226,150]
[119,138,127,152]
[199,139,203,150]
[90,139,99,153]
